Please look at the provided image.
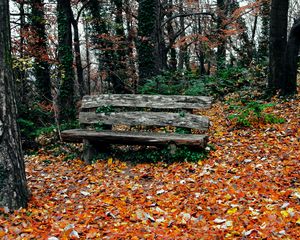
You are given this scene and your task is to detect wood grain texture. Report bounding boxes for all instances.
[79,111,209,130]
[81,94,212,110]
[61,129,208,147]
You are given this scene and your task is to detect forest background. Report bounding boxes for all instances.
[9,0,298,144]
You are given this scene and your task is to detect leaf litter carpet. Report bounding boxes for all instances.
[0,95,300,239]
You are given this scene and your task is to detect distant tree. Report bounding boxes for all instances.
[29,0,52,103]
[216,0,226,69]
[70,3,85,97]
[284,17,300,94]
[0,0,29,210]
[268,0,289,93]
[87,0,129,93]
[137,0,164,85]
[57,0,76,122]
[258,0,270,61]
[177,0,187,70]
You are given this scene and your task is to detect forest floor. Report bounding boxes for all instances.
[1,91,300,239]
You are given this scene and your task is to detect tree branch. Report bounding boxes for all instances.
[161,12,215,27]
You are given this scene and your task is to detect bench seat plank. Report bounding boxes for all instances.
[61,129,208,147]
[81,94,212,110]
[79,111,210,130]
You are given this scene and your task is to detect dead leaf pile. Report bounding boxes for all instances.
[0,95,299,239]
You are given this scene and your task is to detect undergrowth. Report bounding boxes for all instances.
[227,100,285,127]
[91,145,213,164]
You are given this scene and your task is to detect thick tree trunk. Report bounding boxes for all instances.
[57,0,76,122]
[284,18,300,94]
[111,0,131,93]
[0,0,29,210]
[137,0,163,85]
[268,0,289,92]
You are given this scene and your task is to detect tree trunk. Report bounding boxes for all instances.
[166,0,177,70]
[0,0,29,210]
[111,0,131,93]
[216,0,226,69]
[284,18,300,95]
[57,0,76,122]
[83,16,91,95]
[137,0,163,85]
[71,13,85,98]
[30,0,52,103]
[178,0,186,70]
[268,0,289,93]
[258,0,270,61]
[124,0,138,92]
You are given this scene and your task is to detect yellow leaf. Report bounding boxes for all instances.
[296,218,300,225]
[23,228,33,233]
[227,207,238,215]
[280,210,289,218]
[107,158,113,165]
[224,194,232,200]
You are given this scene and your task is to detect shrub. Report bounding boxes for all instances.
[138,66,251,98]
[228,100,285,127]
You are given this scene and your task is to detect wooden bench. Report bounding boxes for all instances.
[61,94,212,163]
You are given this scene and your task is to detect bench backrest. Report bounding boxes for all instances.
[79,94,212,131]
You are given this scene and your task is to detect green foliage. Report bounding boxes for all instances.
[17,98,79,149]
[138,66,250,98]
[206,66,248,97]
[96,105,115,114]
[138,70,206,95]
[93,121,111,131]
[175,127,191,134]
[228,101,285,127]
[93,145,209,164]
[94,122,106,131]
[17,102,55,142]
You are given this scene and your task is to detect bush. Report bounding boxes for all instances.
[227,100,285,127]
[138,70,207,96]
[138,66,251,98]
[17,101,80,149]
[92,145,210,164]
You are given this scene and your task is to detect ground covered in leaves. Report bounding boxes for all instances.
[1,94,300,239]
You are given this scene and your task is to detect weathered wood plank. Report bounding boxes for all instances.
[61,129,208,147]
[79,111,210,130]
[81,94,212,110]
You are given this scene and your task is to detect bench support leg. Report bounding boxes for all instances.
[82,140,110,164]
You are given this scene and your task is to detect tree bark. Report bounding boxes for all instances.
[216,0,226,69]
[71,12,85,98]
[57,0,76,122]
[0,0,29,210]
[268,0,289,93]
[137,0,163,85]
[258,0,270,61]
[178,0,186,70]
[284,18,300,94]
[30,0,52,103]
